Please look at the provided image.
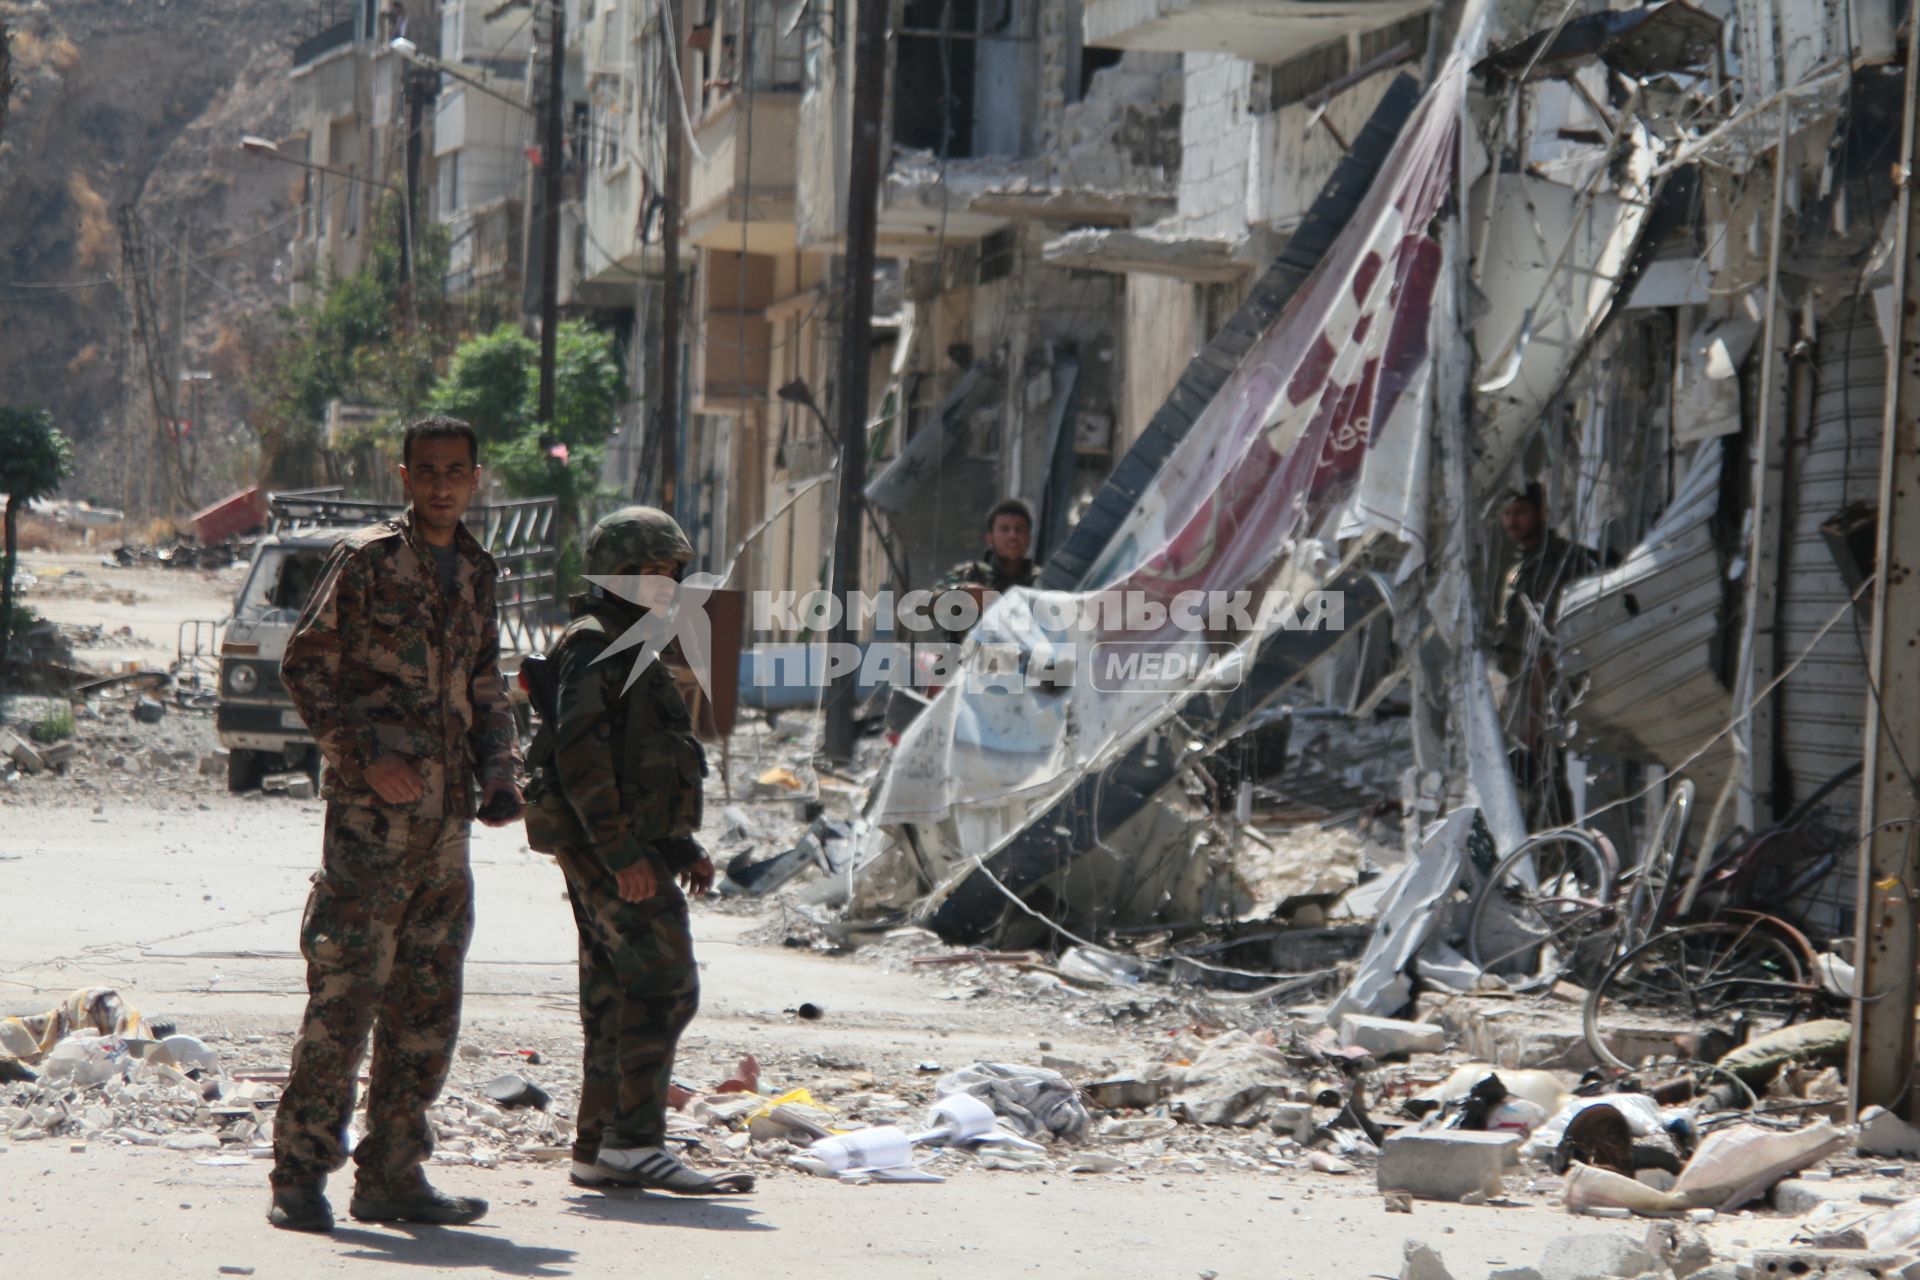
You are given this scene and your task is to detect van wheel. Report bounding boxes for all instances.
[228,748,265,792]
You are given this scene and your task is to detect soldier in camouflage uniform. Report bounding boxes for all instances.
[268,417,524,1233]
[930,497,1039,645]
[522,507,753,1194]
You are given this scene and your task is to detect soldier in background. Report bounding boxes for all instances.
[268,416,524,1233]
[1495,482,1599,829]
[522,507,753,1195]
[930,497,1040,644]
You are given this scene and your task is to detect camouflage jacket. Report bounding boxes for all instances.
[929,554,1037,643]
[932,554,1038,595]
[546,593,706,875]
[282,507,520,820]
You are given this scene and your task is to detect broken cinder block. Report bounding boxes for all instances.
[1748,1250,1917,1280]
[1377,1130,1520,1202]
[1,729,46,774]
[1339,1014,1447,1058]
[1268,1103,1314,1144]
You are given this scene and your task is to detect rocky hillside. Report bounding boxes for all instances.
[0,0,308,518]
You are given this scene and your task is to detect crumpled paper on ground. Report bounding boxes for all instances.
[935,1063,1090,1143]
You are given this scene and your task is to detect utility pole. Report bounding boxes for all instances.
[1851,23,1920,1120]
[536,0,564,426]
[656,14,683,514]
[402,66,438,289]
[821,0,888,763]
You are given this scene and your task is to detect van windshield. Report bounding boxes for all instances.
[234,546,330,623]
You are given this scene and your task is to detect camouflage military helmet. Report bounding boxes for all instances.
[585,506,694,577]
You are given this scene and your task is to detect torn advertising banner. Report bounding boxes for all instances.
[849,56,1468,919]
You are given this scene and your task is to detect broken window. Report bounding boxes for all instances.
[978,227,1015,283]
[236,547,331,622]
[894,0,1030,159]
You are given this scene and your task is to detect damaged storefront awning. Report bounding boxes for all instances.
[1554,445,1736,791]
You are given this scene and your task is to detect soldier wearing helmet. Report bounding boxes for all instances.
[522,506,753,1196]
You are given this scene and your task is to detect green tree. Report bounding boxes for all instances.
[427,324,537,445]
[0,406,74,671]
[429,320,625,592]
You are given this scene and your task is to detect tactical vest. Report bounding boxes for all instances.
[521,614,707,856]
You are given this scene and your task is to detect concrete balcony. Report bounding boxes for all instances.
[1084,0,1428,60]
[686,92,801,254]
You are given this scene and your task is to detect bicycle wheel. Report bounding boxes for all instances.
[1466,830,1618,991]
[1624,779,1696,948]
[1582,918,1811,1072]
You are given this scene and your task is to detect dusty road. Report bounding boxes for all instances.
[0,558,1773,1278]
[0,790,1690,1279]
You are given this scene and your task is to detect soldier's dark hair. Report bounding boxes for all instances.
[1503,481,1545,511]
[402,415,479,467]
[985,497,1034,532]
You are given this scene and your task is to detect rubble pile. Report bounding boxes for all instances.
[0,683,234,802]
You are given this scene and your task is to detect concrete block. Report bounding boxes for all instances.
[1268,1103,1313,1144]
[1340,1014,1447,1058]
[1400,1241,1455,1280]
[1645,1223,1716,1279]
[1085,1077,1162,1110]
[1772,1178,1854,1216]
[1859,1105,1920,1159]
[1488,1270,1544,1280]
[1537,1234,1659,1280]
[1377,1130,1519,1202]
[1,729,46,774]
[38,740,75,769]
[285,776,316,801]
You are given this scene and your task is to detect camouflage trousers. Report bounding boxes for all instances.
[557,848,699,1162]
[271,802,474,1191]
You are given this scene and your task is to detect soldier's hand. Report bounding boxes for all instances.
[477,779,525,827]
[365,753,426,804]
[614,861,657,903]
[679,856,716,897]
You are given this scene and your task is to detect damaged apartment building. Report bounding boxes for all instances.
[572,0,1183,605]
[818,0,1919,1077]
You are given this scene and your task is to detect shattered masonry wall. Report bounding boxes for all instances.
[1050,52,1183,197]
[1178,53,1255,239]
[1256,68,1403,232]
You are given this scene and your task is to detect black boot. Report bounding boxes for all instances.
[267,1182,335,1233]
[349,1177,488,1226]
